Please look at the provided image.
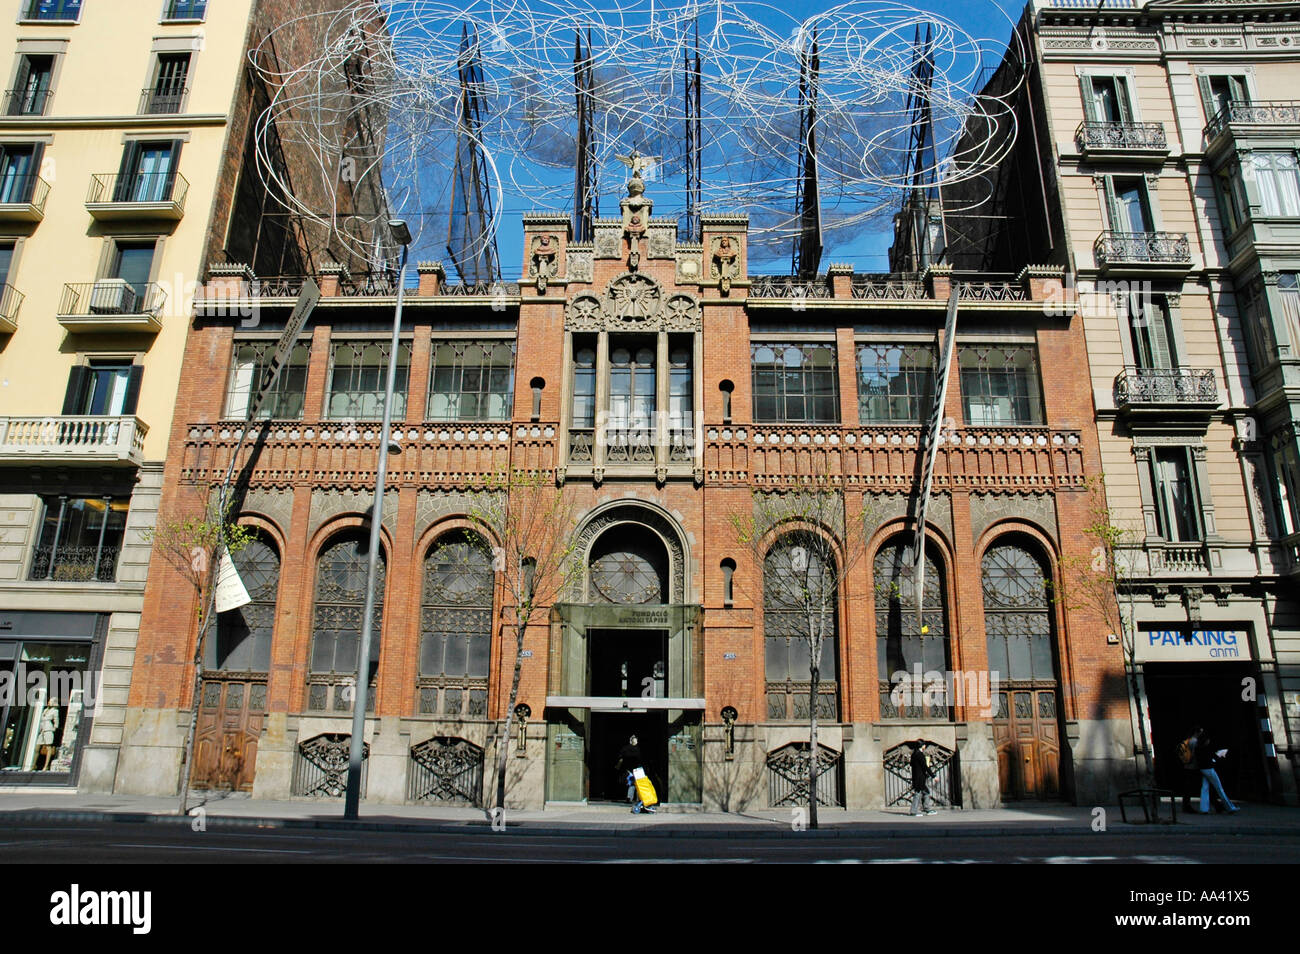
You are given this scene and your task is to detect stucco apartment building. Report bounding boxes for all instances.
[0,0,385,792]
[942,0,1300,804]
[117,136,1141,811]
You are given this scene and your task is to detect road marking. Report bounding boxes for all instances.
[109,843,311,854]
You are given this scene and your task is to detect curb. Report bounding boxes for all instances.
[2,808,1298,840]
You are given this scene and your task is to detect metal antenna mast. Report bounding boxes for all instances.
[446,22,500,284]
[573,28,597,244]
[791,31,821,278]
[683,16,702,243]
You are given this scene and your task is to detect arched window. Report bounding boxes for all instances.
[981,539,1062,800]
[588,525,668,604]
[308,532,385,712]
[211,531,279,673]
[764,535,839,721]
[875,539,951,720]
[420,532,494,718]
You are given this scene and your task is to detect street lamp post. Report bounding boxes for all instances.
[344,219,412,820]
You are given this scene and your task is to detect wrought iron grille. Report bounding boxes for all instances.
[955,281,1029,301]
[420,533,493,717]
[590,533,667,603]
[292,733,368,798]
[883,740,960,808]
[212,534,279,672]
[1075,120,1167,152]
[851,274,927,299]
[749,275,834,299]
[982,541,1056,686]
[1205,100,1300,140]
[876,541,951,720]
[1094,231,1191,266]
[407,737,484,804]
[1114,367,1218,406]
[764,535,840,719]
[766,742,843,808]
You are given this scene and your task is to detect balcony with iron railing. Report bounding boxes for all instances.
[1075,120,1168,160]
[5,86,51,116]
[0,284,25,333]
[138,86,188,115]
[0,173,51,223]
[57,281,167,334]
[1114,367,1219,413]
[86,172,188,221]
[0,415,148,467]
[20,0,81,21]
[1204,100,1300,145]
[1093,231,1192,274]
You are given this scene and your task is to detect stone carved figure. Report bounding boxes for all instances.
[711,235,740,294]
[530,233,559,292]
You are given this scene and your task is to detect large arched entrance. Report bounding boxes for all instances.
[545,504,703,806]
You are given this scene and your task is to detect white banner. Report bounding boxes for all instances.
[1136,628,1248,663]
[213,551,252,614]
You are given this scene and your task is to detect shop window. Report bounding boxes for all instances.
[211,533,280,673]
[308,533,383,711]
[418,532,493,718]
[763,535,839,721]
[427,341,515,421]
[0,641,93,774]
[226,340,310,420]
[958,344,1044,425]
[751,342,839,424]
[857,342,935,424]
[325,341,410,420]
[29,496,128,582]
[1150,447,1204,542]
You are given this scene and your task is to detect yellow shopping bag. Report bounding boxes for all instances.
[632,767,659,807]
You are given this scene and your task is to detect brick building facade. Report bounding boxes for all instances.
[119,169,1134,810]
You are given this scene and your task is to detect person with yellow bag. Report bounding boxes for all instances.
[616,734,658,814]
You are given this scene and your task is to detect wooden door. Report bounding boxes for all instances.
[193,679,265,792]
[993,688,1061,800]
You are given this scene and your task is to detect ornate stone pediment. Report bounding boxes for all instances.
[565,272,701,331]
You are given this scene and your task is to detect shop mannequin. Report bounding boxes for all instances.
[37,706,60,771]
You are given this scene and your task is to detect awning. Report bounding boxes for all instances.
[546,695,707,712]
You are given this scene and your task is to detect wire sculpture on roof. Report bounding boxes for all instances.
[249,0,1027,275]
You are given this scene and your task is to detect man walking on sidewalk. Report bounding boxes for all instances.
[910,741,937,816]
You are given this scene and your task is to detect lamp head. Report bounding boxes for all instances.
[389,219,412,247]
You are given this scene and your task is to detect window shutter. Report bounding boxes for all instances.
[1230,74,1249,106]
[165,140,182,197]
[1115,75,1133,122]
[11,58,31,115]
[114,142,139,202]
[1080,76,1098,122]
[1102,176,1121,231]
[1197,74,1216,122]
[61,366,89,414]
[123,365,143,415]
[1149,303,1173,370]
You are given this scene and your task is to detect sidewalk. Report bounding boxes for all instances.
[1,789,1297,838]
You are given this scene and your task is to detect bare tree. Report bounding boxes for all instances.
[731,486,867,829]
[468,470,583,816]
[1054,474,1150,787]
[144,486,252,815]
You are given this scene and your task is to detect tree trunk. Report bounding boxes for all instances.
[178,576,219,816]
[808,660,820,830]
[493,609,529,815]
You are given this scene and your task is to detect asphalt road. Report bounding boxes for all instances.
[1,821,1296,863]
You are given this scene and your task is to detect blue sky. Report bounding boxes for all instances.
[377,0,1023,277]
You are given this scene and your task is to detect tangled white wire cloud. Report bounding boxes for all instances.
[252,0,1026,272]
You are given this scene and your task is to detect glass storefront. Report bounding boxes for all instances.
[0,615,101,783]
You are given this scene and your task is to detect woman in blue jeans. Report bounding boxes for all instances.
[1194,729,1240,814]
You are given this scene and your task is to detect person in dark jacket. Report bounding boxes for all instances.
[1194,729,1239,815]
[616,735,645,804]
[909,741,937,816]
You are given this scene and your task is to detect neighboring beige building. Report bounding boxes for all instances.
[0,0,383,792]
[942,0,1299,804]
